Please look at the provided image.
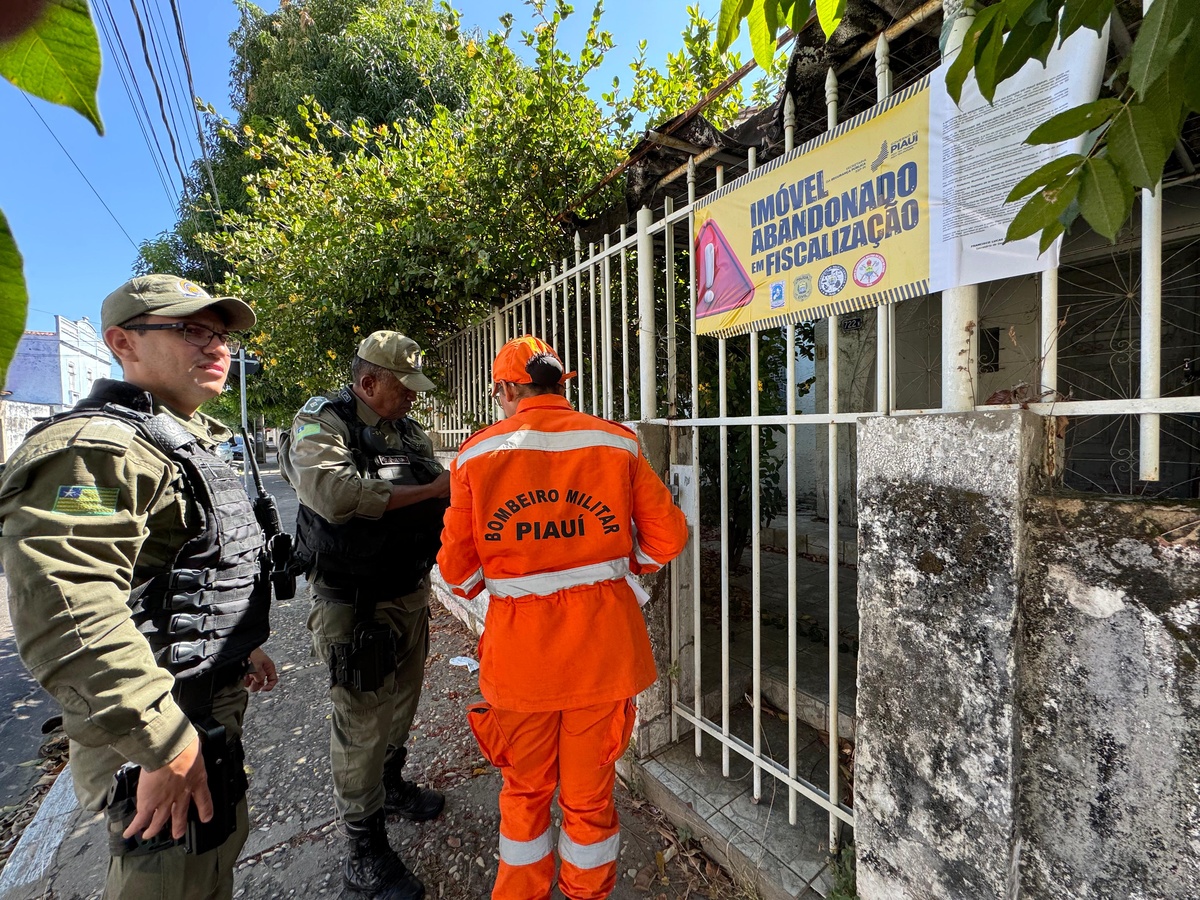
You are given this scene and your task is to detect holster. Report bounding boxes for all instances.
[328,621,398,692]
[105,719,247,858]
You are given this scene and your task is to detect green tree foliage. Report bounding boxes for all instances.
[0,0,103,386]
[199,1,628,412]
[945,0,1200,247]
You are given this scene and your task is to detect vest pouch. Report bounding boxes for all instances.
[467,702,513,769]
[600,698,638,767]
[338,622,397,693]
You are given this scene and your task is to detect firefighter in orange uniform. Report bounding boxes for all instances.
[437,336,689,900]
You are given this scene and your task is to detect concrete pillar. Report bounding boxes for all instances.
[854,411,1045,900]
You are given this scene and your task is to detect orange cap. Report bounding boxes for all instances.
[492,335,577,385]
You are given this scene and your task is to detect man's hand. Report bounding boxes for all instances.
[123,736,213,841]
[245,647,279,693]
[386,470,451,510]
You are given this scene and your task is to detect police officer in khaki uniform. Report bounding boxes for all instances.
[280,331,448,900]
[0,275,279,900]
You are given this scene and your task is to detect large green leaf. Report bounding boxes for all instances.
[1078,156,1132,240]
[1128,0,1193,100]
[0,0,102,134]
[1060,0,1114,43]
[974,13,1007,103]
[1006,175,1079,242]
[788,0,812,34]
[717,0,755,53]
[0,210,30,390]
[814,0,844,38]
[1006,153,1084,202]
[746,0,778,70]
[1026,98,1122,144]
[995,15,1056,83]
[945,4,1004,104]
[1107,103,1169,190]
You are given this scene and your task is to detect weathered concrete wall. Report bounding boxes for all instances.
[1018,498,1200,899]
[856,411,1046,900]
[856,410,1200,900]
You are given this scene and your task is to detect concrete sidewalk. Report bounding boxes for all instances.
[0,472,737,900]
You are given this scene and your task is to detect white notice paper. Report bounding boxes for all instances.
[928,21,1109,292]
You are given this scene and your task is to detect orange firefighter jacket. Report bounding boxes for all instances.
[437,395,689,712]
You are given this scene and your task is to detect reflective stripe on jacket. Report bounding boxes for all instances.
[437,394,689,712]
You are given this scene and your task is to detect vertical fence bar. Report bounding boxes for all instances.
[562,254,573,406]
[782,91,800,825]
[589,242,599,416]
[1041,269,1058,398]
[541,272,549,340]
[751,329,763,801]
[687,156,701,755]
[665,196,678,418]
[941,6,979,413]
[1140,0,1162,482]
[714,163,727,775]
[637,206,658,419]
[575,234,585,413]
[549,263,559,351]
[876,35,892,414]
[718,330,730,778]
[621,224,631,420]
[825,64,842,853]
[745,145,763,801]
[603,234,614,419]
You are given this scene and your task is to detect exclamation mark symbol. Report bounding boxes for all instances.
[702,232,715,306]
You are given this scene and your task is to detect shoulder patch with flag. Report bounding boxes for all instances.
[295,423,320,440]
[53,485,120,516]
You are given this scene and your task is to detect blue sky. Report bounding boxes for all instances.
[1,0,755,333]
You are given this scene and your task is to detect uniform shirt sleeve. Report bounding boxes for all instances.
[436,453,485,599]
[282,404,391,523]
[627,448,689,574]
[0,422,196,772]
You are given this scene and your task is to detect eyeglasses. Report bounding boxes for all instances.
[122,322,241,354]
[490,382,508,403]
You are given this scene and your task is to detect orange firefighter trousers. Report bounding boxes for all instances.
[469,699,636,900]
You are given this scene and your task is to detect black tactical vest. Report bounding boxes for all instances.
[28,380,271,698]
[292,388,448,597]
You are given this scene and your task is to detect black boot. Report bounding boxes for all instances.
[383,748,445,822]
[342,809,425,899]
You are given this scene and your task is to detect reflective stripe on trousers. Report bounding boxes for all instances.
[479,701,633,900]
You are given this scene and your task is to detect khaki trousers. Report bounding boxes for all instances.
[307,581,430,822]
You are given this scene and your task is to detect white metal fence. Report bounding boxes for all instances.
[427,23,1199,856]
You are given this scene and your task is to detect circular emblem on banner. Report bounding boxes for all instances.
[793,274,812,302]
[853,253,887,288]
[817,264,848,297]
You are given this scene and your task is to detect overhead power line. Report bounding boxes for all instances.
[95,0,178,203]
[21,93,139,251]
[126,0,189,189]
[168,0,224,215]
[142,0,199,163]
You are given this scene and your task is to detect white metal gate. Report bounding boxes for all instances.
[428,27,1197,859]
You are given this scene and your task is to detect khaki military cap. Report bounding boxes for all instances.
[357,331,436,392]
[100,275,256,332]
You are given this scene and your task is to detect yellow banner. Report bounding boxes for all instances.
[695,76,931,336]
